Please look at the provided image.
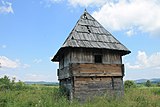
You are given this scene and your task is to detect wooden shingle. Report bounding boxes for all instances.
[52,10,130,61]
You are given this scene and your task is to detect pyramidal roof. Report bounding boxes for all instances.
[52,10,130,61]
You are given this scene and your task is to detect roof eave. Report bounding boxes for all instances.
[51,47,131,62]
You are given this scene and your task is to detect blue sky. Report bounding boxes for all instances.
[0,0,160,82]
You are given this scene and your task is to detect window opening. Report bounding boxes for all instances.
[95,55,102,63]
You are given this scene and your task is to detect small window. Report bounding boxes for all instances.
[95,55,102,63]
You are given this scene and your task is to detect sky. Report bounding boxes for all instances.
[0,0,160,82]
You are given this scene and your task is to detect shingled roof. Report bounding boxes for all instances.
[52,10,131,61]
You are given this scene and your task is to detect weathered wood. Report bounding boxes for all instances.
[58,63,124,79]
[69,48,122,64]
[58,66,70,79]
[70,63,124,77]
[72,76,123,101]
[51,10,130,102]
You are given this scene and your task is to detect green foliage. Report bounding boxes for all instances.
[145,80,152,87]
[124,80,136,88]
[0,76,160,107]
[0,75,12,90]
[0,75,28,91]
[157,82,160,87]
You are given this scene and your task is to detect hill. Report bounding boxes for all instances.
[24,81,59,85]
[134,78,160,84]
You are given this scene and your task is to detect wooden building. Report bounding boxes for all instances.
[51,10,131,101]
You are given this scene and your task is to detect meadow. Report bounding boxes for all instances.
[0,76,160,107]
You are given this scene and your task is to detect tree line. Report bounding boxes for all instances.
[124,80,160,88]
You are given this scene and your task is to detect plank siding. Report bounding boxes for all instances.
[73,76,123,101]
[58,63,124,79]
[57,48,125,101]
[58,67,70,79]
[69,48,122,64]
[70,63,124,77]
[52,10,130,102]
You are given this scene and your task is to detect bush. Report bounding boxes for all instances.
[0,75,12,91]
[157,82,160,87]
[124,80,136,88]
[145,80,152,87]
[0,75,26,91]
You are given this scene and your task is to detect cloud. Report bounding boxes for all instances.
[40,0,63,7]
[1,45,6,48]
[24,74,51,81]
[126,28,135,37]
[92,0,160,36]
[33,59,42,64]
[41,0,160,36]
[0,0,14,14]
[0,56,30,69]
[42,0,107,7]
[47,0,62,3]
[126,51,160,70]
[68,0,107,7]
[23,64,30,68]
[2,45,6,48]
[0,56,19,68]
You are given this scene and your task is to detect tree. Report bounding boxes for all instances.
[15,80,25,90]
[0,75,11,90]
[157,82,160,87]
[124,80,136,88]
[145,80,152,87]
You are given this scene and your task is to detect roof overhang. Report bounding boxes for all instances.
[51,47,131,62]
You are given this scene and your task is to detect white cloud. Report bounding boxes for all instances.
[40,0,63,7]
[68,0,107,7]
[126,28,135,37]
[0,56,19,68]
[0,1,14,14]
[24,74,51,81]
[0,56,30,69]
[33,59,42,64]
[126,51,160,70]
[42,0,107,7]
[23,64,30,68]
[92,0,160,36]
[41,0,160,36]
[1,45,7,48]
[48,0,62,3]
[0,44,7,49]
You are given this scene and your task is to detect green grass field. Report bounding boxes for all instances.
[0,85,160,107]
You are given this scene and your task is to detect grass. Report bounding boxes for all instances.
[0,85,160,107]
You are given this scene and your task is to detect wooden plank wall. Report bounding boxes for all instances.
[58,48,123,80]
[71,48,93,63]
[73,77,123,101]
[58,67,70,79]
[59,52,71,79]
[59,78,73,98]
[70,63,124,77]
[59,52,71,69]
[58,63,124,79]
[70,48,122,64]
[57,48,124,101]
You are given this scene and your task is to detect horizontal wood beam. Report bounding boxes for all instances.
[58,63,124,79]
[70,63,124,77]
